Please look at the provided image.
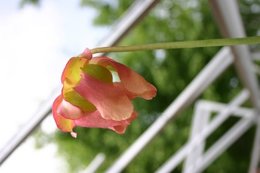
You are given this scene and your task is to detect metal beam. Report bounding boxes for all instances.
[0,0,159,165]
[106,47,233,173]
[0,88,57,165]
[155,90,250,173]
[188,113,255,173]
[82,153,106,173]
[95,0,160,54]
[183,103,210,173]
[184,100,254,173]
[195,100,254,119]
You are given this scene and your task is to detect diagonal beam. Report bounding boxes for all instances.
[0,88,58,165]
[95,0,160,48]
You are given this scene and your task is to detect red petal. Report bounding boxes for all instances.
[52,95,75,132]
[90,57,157,100]
[58,98,85,120]
[75,111,137,134]
[74,73,134,121]
[54,95,136,134]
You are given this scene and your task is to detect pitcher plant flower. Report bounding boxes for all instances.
[52,36,260,137]
[52,49,157,137]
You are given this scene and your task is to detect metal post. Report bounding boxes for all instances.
[183,103,210,173]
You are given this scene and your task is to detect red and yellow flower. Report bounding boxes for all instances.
[52,49,156,137]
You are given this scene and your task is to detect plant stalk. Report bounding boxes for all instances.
[90,36,260,54]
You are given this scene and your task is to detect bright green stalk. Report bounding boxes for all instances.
[90,36,260,54]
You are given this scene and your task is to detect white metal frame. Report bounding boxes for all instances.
[157,92,257,173]
[81,153,106,173]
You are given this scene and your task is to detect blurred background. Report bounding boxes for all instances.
[0,0,259,172]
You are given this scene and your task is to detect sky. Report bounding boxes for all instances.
[0,0,108,172]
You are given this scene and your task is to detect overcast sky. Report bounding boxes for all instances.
[0,0,108,172]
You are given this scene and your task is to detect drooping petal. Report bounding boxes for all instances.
[90,57,157,100]
[52,96,75,132]
[75,111,137,134]
[74,73,134,121]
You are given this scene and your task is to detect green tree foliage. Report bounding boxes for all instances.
[32,0,260,172]
[20,0,40,7]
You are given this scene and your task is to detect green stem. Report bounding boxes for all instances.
[90,36,260,54]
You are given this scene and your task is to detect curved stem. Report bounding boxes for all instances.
[90,36,260,54]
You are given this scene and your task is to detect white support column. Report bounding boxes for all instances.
[183,103,210,173]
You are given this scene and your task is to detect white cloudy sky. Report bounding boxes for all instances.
[0,0,108,172]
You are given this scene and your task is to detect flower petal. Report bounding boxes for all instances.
[90,57,157,100]
[75,111,137,134]
[55,95,136,134]
[62,57,96,113]
[58,96,85,120]
[74,73,134,121]
[63,85,96,113]
[52,96,75,132]
[61,57,88,84]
